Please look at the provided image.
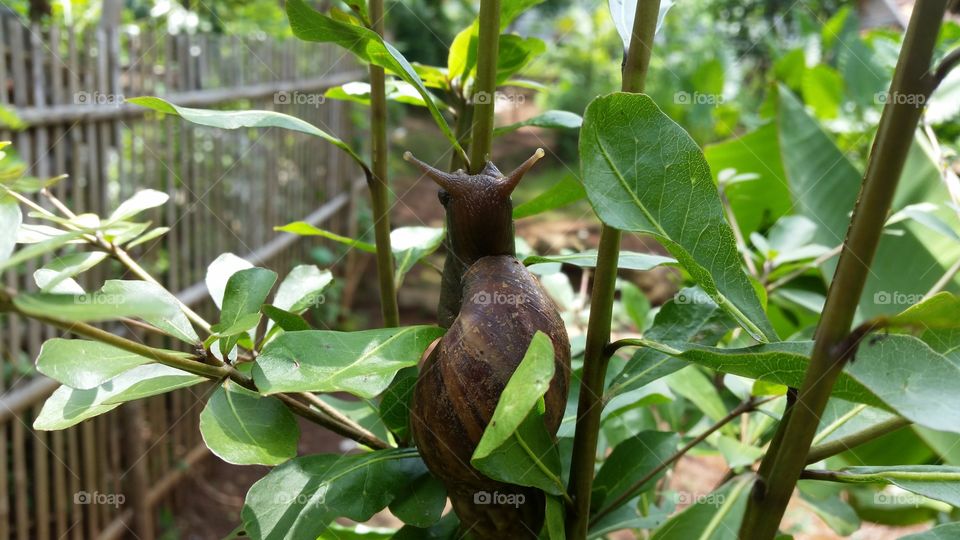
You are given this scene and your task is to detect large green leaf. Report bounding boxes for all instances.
[644,334,960,433]
[15,280,199,343]
[579,93,774,342]
[591,431,678,512]
[199,381,299,466]
[387,468,447,528]
[35,338,187,389]
[472,332,565,495]
[285,0,461,159]
[811,466,960,508]
[34,364,204,430]
[887,292,960,330]
[241,448,425,540]
[650,475,753,540]
[253,326,444,398]
[129,97,368,173]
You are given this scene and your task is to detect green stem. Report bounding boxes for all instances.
[739,3,948,537]
[467,0,501,173]
[805,417,911,465]
[800,468,960,484]
[565,3,660,537]
[368,0,400,328]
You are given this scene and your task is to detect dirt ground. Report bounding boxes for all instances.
[168,109,931,539]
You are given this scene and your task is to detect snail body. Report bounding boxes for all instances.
[404,151,571,538]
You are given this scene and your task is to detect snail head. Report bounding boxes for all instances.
[403,149,545,262]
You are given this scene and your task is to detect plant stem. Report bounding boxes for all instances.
[565,1,660,537]
[739,3,947,537]
[590,396,774,526]
[805,416,911,465]
[925,257,960,298]
[367,0,400,328]
[720,187,758,278]
[467,0,501,173]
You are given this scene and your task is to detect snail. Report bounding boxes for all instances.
[403,149,571,538]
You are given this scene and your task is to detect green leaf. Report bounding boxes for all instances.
[285,0,462,159]
[125,226,169,249]
[0,229,83,272]
[0,198,21,263]
[472,332,565,495]
[206,253,254,309]
[545,495,566,540]
[513,174,585,219]
[36,338,174,389]
[666,368,728,422]
[212,268,277,336]
[388,468,447,527]
[253,326,444,398]
[275,222,376,253]
[650,475,753,540]
[643,335,960,433]
[524,251,675,271]
[495,35,546,84]
[801,64,844,119]
[579,93,775,342]
[241,448,425,540]
[129,96,368,173]
[391,227,444,288]
[34,364,204,430]
[887,292,960,330]
[797,482,860,536]
[261,305,312,332]
[273,265,333,314]
[591,431,679,511]
[812,466,960,508]
[325,80,442,108]
[15,280,199,343]
[107,189,169,223]
[199,381,299,466]
[607,287,733,397]
[495,110,582,137]
[379,366,417,442]
[32,251,108,293]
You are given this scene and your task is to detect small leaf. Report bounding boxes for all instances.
[276,222,376,253]
[206,253,254,309]
[212,268,277,336]
[130,96,369,173]
[241,448,425,539]
[513,175,586,219]
[544,495,566,540]
[261,305,312,332]
[472,332,565,495]
[524,251,675,271]
[0,230,83,271]
[0,198,21,263]
[391,227,444,287]
[199,381,299,466]
[107,189,169,223]
[253,326,444,398]
[609,0,673,49]
[36,338,171,389]
[494,110,582,136]
[32,251,108,292]
[579,93,775,341]
[34,364,204,430]
[125,226,170,249]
